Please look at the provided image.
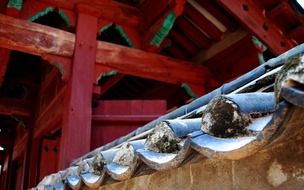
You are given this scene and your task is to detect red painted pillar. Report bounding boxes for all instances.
[58,5,98,169]
[27,138,40,187]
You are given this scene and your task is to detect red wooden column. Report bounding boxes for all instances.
[27,138,40,187]
[58,5,98,169]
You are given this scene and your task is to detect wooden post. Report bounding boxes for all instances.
[27,138,40,187]
[58,5,98,169]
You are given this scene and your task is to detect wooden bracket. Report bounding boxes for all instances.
[41,54,72,81]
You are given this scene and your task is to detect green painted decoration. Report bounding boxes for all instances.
[150,11,176,47]
[7,0,23,10]
[99,24,135,48]
[28,7,54,22]
[115,25,135,48]
[98,24,135,82]
[99,23,113,34]
[58,10,71,28]
[28,7,71,28]
[181,83,198,99]
[98,70,118,84]
[252,36,267,65]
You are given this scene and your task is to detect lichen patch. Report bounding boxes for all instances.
[92,153,106,175]
[145,122,181,153]
[201,97,251,138]
[275,54,304,102]
[113,143,135,166]
[78,160,90,174]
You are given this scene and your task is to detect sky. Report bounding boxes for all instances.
[297,0,304,8]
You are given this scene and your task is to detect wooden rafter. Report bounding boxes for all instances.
[141,0,185,50]
[169,29,199,55]
[218,0,295,55]
[184,2,223,41]
[175,16,211,49]
[0,14,214,86]
[193,29,248,63]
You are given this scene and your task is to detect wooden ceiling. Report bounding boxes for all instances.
[100,0,304,100]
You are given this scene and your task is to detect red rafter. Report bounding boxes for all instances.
[175,16,211,49]
[184,3,223,41]
[196,0,238,31]
[266,2,301,33]
[169,29,199,55]
[218,0,295,55]
[287,26,304,43]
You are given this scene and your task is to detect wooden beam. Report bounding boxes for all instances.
[140,0,169,27]
[193,29,248,63]
[168,44,189,60]
[218,0,295,55]
[287,25,304,43]
[169,29,199,55]
[195,0,239,31]
[141,0,185,50]
[95,42,212,85]
[175,16,211,49]
[0,14,213,86]
[204,36,260,83]
[266,1,301,33]
[0,98,31,117]
[142,10,175,49]
[0,14,75,57]
[187,0,227,32]
[184,3,223,41]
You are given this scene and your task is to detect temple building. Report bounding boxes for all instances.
[0,0,304,189]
